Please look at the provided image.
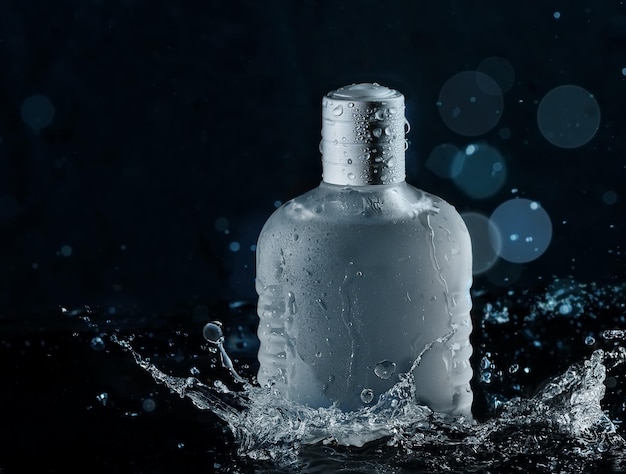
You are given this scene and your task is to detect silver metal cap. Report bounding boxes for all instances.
[320,83,408,186]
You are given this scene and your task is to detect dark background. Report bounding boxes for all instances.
[1,0,624,321]
[1,1,625,472]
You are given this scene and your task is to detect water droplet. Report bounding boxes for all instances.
[316,298,327,311]
[360,388,374,403]
[559,303,573,315]
[373,360,397,380]
[315,351,322,358]
[202,322,224,344]
[90,336,105,351]
[585,335,596,346]
[287,292,297,315]
[333,105,344,116]
[601,329,626,340]
[372,128,382,138]
[508,364,519,374]
[374,109,385,120]
[96,392,109,406]
[347,172,355,180]
[347,102,354,108]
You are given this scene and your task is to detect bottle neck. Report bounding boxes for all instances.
[320,84,407,186]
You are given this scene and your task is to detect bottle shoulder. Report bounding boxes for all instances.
[261,181,466,229]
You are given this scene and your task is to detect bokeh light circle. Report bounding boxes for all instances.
[425,143,462,178]
[437,71,504,137]
[452,143,507,199]
[489,198,553,263]
[478,57,515,93]
[20,95,55,130]
[602,190,618,205]
[461,212,502,275]
[537,85,601,149]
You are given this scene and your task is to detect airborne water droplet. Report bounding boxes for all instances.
[202,322,224,344]
[374,360,397,379]
[360,388,374,403]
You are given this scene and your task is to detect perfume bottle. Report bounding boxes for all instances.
[255,83,473,415]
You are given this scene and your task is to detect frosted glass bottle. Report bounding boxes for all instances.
[255,83,473,415]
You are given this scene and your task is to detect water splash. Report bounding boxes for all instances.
[111,320,626,472]
[202,321,247,384]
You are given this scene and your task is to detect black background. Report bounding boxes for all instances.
[1,1,625,472]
